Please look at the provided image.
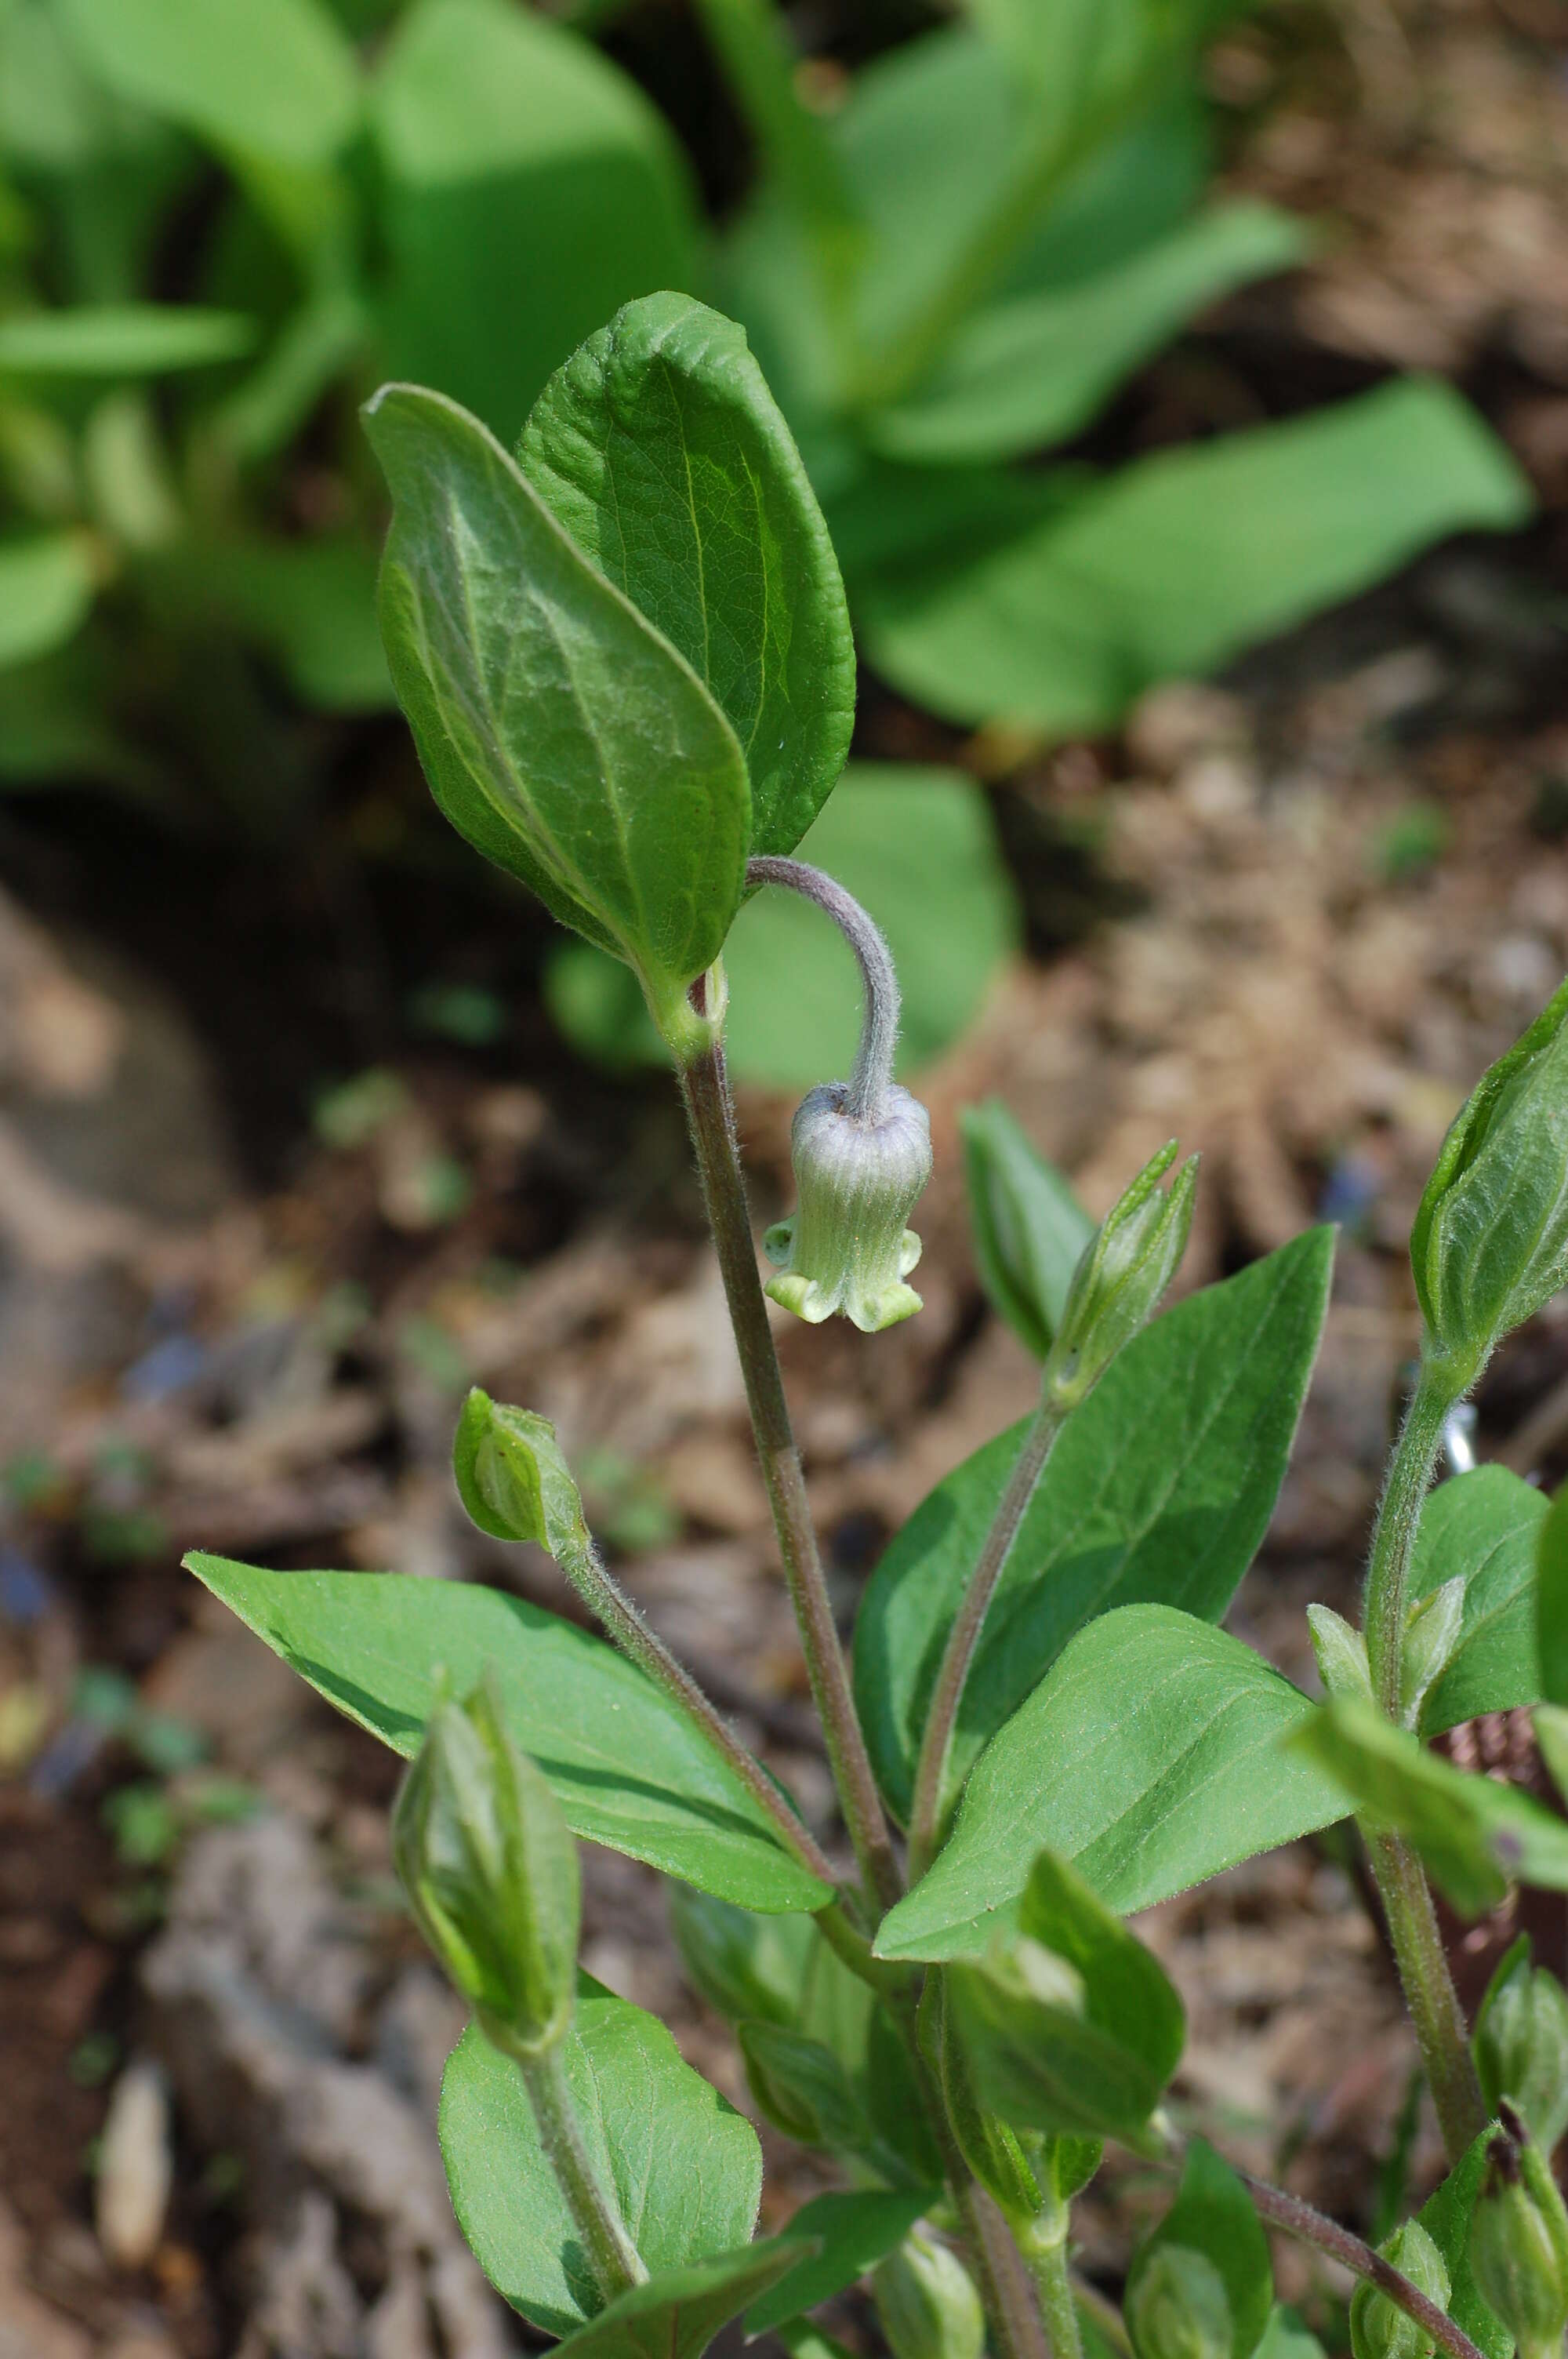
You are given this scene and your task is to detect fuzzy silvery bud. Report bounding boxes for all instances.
[764,1081,932,1332]
[1475,1939,1568,2153]
[1399,1576,1466,1731]
[1468,2112,1568,2359]
[1411,975,1568,1388]
[1127,2245,1232,2359]
[1045,1142,1198,1408]
[1308,1604,1374,1704]
[872,2230,986,2359]
[1349,2220,1450,2359]
[392,1671,578,2062]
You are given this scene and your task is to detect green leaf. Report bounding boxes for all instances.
[0,304,256,375]
[1254,2310,1325,2359]
[370,0,699,442]
[1288,1696,1568,1917]
[184,1556,829,1912]
[1130,2140,1272,2359]
[960,1099,1094,1360]
[151,537,391,712]
[520,292,855,863]
[439,1990,762,2335]
[363,380,750,1027]
[58,0,360,167]
[866,204,1308,466]
[855,379,1534,733]
[0,532,96,668]
[745,2188,936,2337]
[1415,2128,1512,2359]
[875,1606,1348,1962]
[1540,1482,1568,1706]
[554,2239,809,2358]
[546,763,1017,1085]
[855,1230,1334,1824]
[946,1847,1184,2142]
[1537,1705,1568,1807]
[1409,1466,1547,1735]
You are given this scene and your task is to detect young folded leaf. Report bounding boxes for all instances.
[1348,2222,1450,2359]
[743,2189,939,2340]
[960,1100,1094,1360]
[1127,2143,1272,2359]
[551,2237,812,2358]
[1473,1937,1568,2154]
[873,2230,986,2359]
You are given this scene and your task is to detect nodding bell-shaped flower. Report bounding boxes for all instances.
[764,1081,933,1334]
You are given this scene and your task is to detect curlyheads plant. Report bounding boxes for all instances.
[189,297,1568,2359]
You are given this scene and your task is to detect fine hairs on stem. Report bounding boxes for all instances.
[746,856,899,1120]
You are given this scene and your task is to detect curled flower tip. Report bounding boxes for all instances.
[764,1081,932,1334]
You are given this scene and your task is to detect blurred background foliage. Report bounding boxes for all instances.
[0,0,1537,1085]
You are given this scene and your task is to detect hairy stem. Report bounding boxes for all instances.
[908,1396,1068,1879]
[554,1525,844,1896]
[1367,1827,1487,2161]
[1363,1361,1457,1714]
[1017,2211,1084,2359]
[956,2182,1052,2359]
[1240,2172,1486,2359]
[746,856,899,1121]
[678,1025,903,1914]
[520,2045,647,2303]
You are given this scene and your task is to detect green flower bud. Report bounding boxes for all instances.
[1127,2245,1232,2359]
[1399,1576,1466,1731]
[1045,1143,1198,1408]
[1411,975,1568,1387]
[1468,2112,1568,2359]
[764,1081,932,1332]
[391,1671,578,2061]
[1349,2219,1450,2359]
[872,2230,986,2359]
[1475,1937,1568,2153]
[452,1387,590,1554]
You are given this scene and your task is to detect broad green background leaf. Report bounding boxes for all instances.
[546,764,1017,1085]
[521,292,855,862]
[440,1986,762,2335]
[856,1230,1334,1823]
[746,2189,933,2338]
[0,531,96,667]
[1288,1696,1568,1916]
[1130,2141,1272,2359]
[365,382,749,1014]
[960,1100,1094,1359]
[867,203,1307,466]
[875,1606,1348,1961]
[554,2238,808,2358]
[0,303,255,374]
[59,0,360,167]
[1540,1483,1568,1705]
[855,380,1533,733]
[371,0,699,442]
[185,1556,829,1912]
[143,538,390,711]
[1537,1704,1568,1805]
[1417,2128,1511,2359]
[1410,1466,1546,1735]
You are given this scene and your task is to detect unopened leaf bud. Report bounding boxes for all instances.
[1475,1938,1568,2153]
[1399,1576,1466,1730]
[1127,2245,1232,2359]
[1308,1604,1374,1704]
[764,1081,932,1332]
[1411,975,1568,1389]
[737,2020,870,2150]
[1045,1143,1197,1408]
[1349,2219,1450,2359]
[872,2229,986,2359]
[1468,2111,1568,2359]
[452,1387,590,1556]
[392,1672,578,2061]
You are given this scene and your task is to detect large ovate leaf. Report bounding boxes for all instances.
[1410,1466,1547,1735]
[866,203,1307,466]
[875,1606,1348,1962]
[554,2239,809,2357]
[0,531,96,667]
[364,381,750,1027]
[439,1986,762,2335]
[1129,2141,1272,2359]
[1540,1482,1568,1705]
[184,1557,829,1912]
[546,763,1016,1086]
[1417,2128,1512,2359]
[0,303,255,374]
[370,0,699,442]
[520,292,855,862]
[856,379,1532,733]
[744,2189,935,2339]
[58,0,359,166]
[855,1230,1334,1824]
[1287,1696,1568,1917]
